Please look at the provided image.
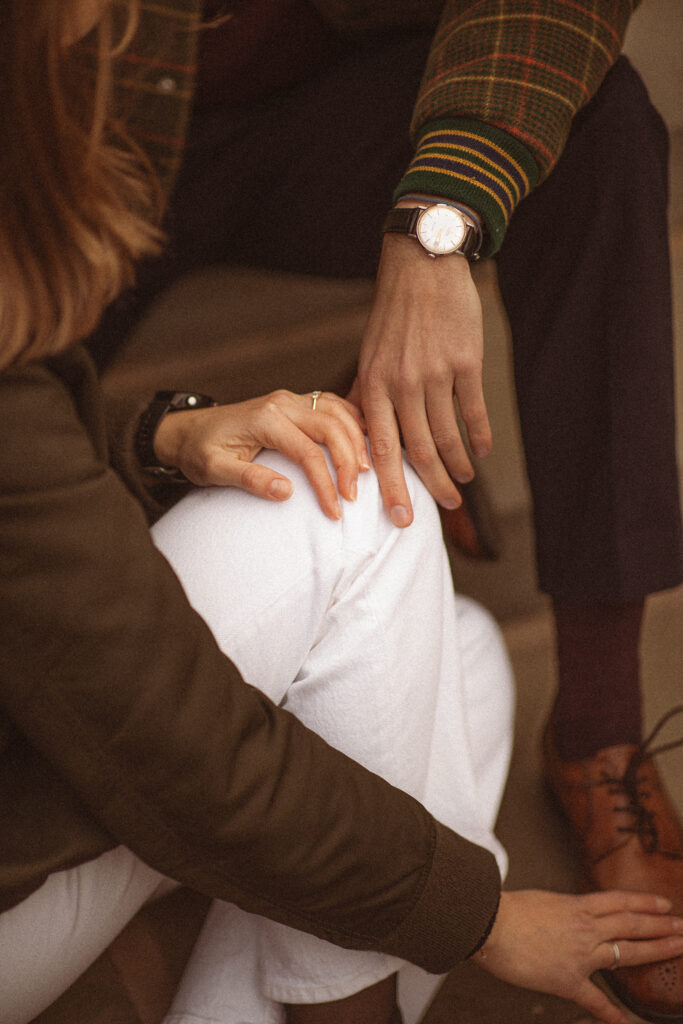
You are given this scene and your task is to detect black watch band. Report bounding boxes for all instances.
[135,390,217,480]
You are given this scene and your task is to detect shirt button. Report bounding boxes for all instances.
[157,77,177,94]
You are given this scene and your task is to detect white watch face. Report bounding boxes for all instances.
[416,205,467,255]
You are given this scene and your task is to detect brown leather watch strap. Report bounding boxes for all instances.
[382,205,480,259]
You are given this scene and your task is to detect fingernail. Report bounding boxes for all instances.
[360,453,371,471]
[349,480,358,501]
[268,479,293,500]
[441,498,460,511]
[473,444,490,458]
[657,897,673,911]
[332,500,343,520]
[390,505,411,527]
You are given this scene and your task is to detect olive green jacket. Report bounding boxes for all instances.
[0,347,500,969]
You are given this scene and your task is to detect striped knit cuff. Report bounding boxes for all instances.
[394,118,540,257]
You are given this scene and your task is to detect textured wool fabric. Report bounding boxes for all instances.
[104,0,639,253]
[394,119,539,256]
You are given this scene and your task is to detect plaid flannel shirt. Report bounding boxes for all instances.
[112,0,639,255]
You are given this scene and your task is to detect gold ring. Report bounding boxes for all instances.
[311,390,322,411]
[611,941,621,968]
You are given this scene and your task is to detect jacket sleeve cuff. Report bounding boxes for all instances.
[382,820,502,973]
[102,385,189,523]
[394,117,539,256]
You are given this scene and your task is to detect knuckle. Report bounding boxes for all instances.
[269,389,291,403]
[362,363,389,393]
[627,912,645,936]
[574,911,596,937]
[300,440,326,465]
[261,398,283,420]
[423,363,452,388]
[369,436,396,462]
[405,440,435,469]
[319,410,340,430]
[462,408,488,433]
[451,353,479,377]
[430,427,460,453]
[238,462,263,491]
[395,364,421,393]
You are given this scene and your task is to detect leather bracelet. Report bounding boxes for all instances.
[135,390,216,480]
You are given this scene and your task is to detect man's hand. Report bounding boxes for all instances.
[153,390,369,521]
[351,227,490,528]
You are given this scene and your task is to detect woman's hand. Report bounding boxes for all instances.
[153,389,369,520]
[474,890,683,1024]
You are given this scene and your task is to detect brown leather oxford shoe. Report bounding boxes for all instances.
[544,707,683,1023]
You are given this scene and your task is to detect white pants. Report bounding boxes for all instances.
[0,452,513,1024]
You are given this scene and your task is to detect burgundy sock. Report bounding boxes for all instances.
[551,598,645,761]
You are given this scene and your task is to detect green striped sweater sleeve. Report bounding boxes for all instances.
[396,0,639,254]
[394,118,539,256]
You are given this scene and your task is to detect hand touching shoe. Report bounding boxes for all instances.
[544,706,683,1022]
[474,889,683,1024]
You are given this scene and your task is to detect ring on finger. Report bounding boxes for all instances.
[610,941,621,969]
[311,390,322,411]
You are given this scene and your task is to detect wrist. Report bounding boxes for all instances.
[395,193,483,233]
[384,195,482,262]
[135,391,216,480]
[152,411,182,467]
[380,231,474,280]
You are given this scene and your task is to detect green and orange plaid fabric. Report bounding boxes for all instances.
[397,0,639,253]
[115,0,639,255]
[108,1,201,191]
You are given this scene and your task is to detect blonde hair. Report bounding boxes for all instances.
[0,0,164,370]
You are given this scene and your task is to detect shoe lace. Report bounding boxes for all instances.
[596,704,683,860]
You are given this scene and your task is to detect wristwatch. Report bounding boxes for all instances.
[135,390,216,479]
[382,203,480,260]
